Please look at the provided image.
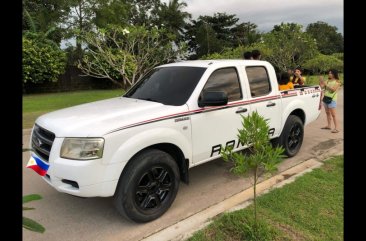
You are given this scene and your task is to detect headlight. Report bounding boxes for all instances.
[61,138,104,160]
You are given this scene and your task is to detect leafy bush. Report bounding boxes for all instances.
[303,54,343,74]
[201,46,245,59]
[201,23,320,73]
[331,52,343,61]
[23,194,45,233]
[23,148,45,233]
[23,34,66,84]
[262,23,318,71]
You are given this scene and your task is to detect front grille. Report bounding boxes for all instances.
[31,124,55,162]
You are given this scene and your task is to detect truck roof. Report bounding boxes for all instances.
[159,59,266,68]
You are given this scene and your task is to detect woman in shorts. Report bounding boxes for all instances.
[319,69,341,133]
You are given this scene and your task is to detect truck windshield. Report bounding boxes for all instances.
[124,66,206,106]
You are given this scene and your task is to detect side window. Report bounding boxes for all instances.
[246,66,271,97]
[201,68,242,102]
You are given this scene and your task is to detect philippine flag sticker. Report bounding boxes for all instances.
[27,154,50,176]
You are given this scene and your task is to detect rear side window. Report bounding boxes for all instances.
[201,67,242,102]
[246,66,271,97]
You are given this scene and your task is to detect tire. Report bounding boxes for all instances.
[114,149,180,222]
[278,115,304,157]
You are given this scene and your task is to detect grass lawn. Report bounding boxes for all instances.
[23,89,124,129]
[188,155,344,241]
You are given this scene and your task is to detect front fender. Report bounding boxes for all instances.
[108,127,192,166]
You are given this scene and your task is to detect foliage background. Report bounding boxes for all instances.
[22,0,344,93]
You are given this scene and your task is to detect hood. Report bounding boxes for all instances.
[35,97,187,137]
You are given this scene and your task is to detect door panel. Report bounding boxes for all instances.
[244,66,281,137]
[191,67,250,164]
[191,104,250,164]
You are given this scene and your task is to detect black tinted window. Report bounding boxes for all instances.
[124,67,206,106]
[202,68,242,102]
[246,66,271,97]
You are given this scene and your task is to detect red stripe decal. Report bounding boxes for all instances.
[106,88,319,134]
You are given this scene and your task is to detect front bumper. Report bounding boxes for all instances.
[35,138,123,197]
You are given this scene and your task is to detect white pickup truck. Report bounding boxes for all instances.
[30,60,321,222]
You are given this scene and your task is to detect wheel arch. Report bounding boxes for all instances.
[276,108,305,138]
[149,143,189,184]
[288,108,305,124]
[120,143,189,185]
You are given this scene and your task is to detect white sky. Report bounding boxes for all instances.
[162,0,343,34]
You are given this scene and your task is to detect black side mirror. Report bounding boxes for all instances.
[198,91,228,107]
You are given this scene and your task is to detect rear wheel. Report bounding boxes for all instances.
[278,115,304,157]
[114,149,179,222]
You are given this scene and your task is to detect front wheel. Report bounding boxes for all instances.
[114,149,180,222]
[279,115,304,157]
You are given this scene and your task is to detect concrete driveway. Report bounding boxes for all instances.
[23,88,343,241]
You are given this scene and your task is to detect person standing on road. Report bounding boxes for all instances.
[319,69,341,133]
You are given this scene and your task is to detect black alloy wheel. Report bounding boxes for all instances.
[287,122,303,152]
[280,115,304,157]
[135,166,173,211]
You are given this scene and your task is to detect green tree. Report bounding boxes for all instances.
[262,22,318,71]
[65,0,100,59]
[306,21,343,55]
[186,12,240,59]
[94,0,161,28]
[200,12,239,45]
[93,0,130,28]
[232,22,261,46]
[153,0,191,42]
[221,111,284,232]
[125,0,161,26]
[303,54,343,74]
[65,0,165,61]
[78,25,185,88]
[195,21,222,57]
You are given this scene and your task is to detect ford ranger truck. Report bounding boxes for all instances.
[29,60,321,222]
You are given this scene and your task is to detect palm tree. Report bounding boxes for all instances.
[157,0,191,41]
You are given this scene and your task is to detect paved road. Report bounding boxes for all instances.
[23,88,343,241]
